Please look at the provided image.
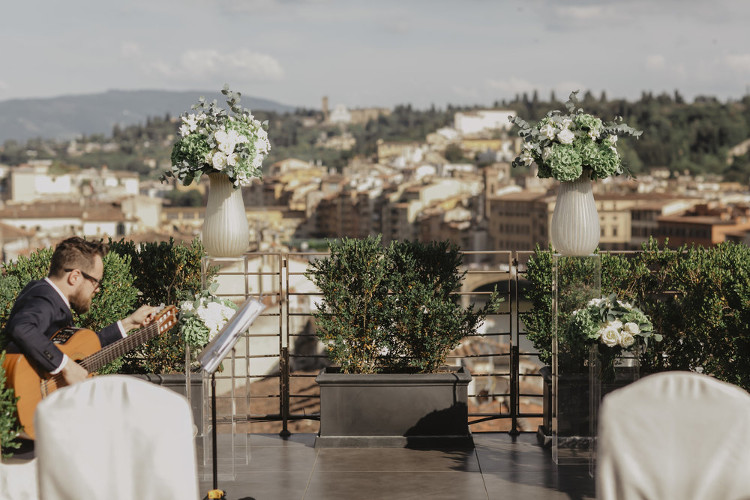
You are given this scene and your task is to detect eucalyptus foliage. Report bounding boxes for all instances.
[307,236,503,374]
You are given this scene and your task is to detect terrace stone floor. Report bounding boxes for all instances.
[196,432,595,500]
[6,432,594,499]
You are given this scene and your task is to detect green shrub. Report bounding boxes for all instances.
[0,352,20,457]
[0,248,138,349]
[0,246,139,443]
[108,237,213,374]
[306,236,502,374]
[523,238,750,391]
[386,240,500,373]
[0,237,210,376]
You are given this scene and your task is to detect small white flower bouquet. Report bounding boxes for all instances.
[510,91,641,182]
[569,294,661,350]
[179,285,239,354]
[163,85,270,188]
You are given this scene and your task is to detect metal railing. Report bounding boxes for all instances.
[202,250,546,436]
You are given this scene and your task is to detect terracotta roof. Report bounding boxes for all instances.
[0,221,34,238]
[0,203,83,219]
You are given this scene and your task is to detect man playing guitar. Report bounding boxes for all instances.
[3,236,159,386]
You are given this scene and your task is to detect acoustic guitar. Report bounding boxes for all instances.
[2,305,178,439]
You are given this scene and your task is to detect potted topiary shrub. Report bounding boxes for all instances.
[306,235,501,448]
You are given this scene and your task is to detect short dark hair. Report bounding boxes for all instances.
[48,237,108,278]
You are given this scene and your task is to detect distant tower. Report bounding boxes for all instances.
[322,96,329,123]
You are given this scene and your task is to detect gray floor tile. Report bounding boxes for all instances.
[314,446,481,472]
[304,471,488,500]
[198,471,311,500]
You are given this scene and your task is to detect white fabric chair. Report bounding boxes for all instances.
[597,371,750,500]
[34,375,199,500]
[0,460,38,500]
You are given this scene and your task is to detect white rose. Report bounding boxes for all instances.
[622,322,640,336]
[256,138,270,154]
[599,325,620,347]
[179,124,191,137]
[618,330,636,348]
[540,123,556,140]
[557,128,575,145]
[215,130,236,154]
[226,129,243,145]
[227,153,239,167]
[212,151,228,171]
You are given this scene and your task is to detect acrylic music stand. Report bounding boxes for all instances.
[198,297,265,500]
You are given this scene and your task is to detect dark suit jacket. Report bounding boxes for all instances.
[3,279,122,374]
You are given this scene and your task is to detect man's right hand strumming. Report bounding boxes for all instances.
[61,360,89,385]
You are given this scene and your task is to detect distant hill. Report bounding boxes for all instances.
[0,89,297,143]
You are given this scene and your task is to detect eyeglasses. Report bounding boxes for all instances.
[65,268,102,290]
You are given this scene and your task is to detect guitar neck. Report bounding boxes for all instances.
[79,306,177,372]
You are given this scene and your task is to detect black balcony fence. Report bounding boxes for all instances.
[200,249,560,436]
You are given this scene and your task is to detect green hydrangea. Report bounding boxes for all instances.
[589,144,621,180]
[547,144,583,181]
[569,309,600,340]
[170,133,211,186]
[574,113,603,133]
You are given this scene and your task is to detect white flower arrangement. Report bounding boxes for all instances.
[163,85,270,188]
[510,91,642,182]
[568,294,661,351]
[179,286,238,351]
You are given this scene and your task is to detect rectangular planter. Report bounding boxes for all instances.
[315,365,473,448]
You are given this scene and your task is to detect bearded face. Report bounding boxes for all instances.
[69,286,93,315]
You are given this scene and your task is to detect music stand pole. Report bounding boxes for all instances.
[199,296,266,500]
[211,371,219,492]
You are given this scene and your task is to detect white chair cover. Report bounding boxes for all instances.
[0,460,38,500]
[597,371,750,500]
[34,375,199,500]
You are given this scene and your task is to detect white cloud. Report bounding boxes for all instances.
[724,54,750,73]
[555,4,616,22]
[139,49,284,83]
[646,54,666,70]
[121,42,141,59]
[179,49,285,80]
[486,77,537,94]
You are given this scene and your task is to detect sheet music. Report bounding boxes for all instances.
[197,297,266,374]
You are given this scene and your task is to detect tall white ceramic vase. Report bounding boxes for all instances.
[550,176,600,256]
[202,172,249,257]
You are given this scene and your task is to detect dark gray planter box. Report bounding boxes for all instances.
[132,373,204,429]
[315,365,473,448]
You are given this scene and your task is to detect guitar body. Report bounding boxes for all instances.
[2,306,177,440]
[3,328,101,439]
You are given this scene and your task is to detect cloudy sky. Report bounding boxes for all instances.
[3,0,750,109]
